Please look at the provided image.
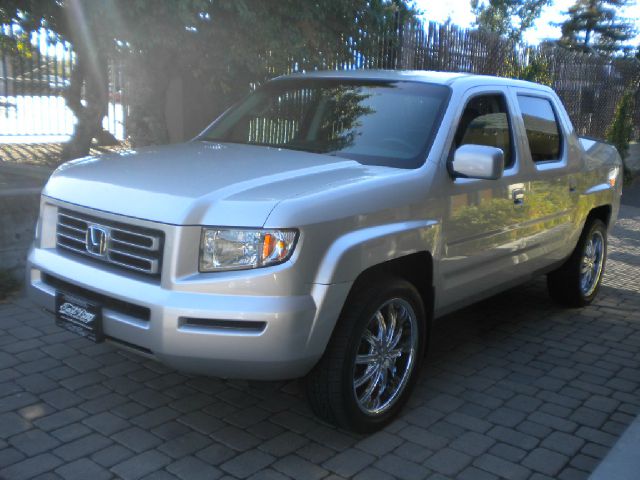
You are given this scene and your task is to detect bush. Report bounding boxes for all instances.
[606,89,635,160]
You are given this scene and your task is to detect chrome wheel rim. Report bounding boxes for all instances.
[352,298,419,416]
[580,230,604,297]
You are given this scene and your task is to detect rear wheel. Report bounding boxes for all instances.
[305,277,426,433]
[547,218,607,307]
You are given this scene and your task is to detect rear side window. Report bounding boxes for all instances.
[452,94,514,168]
[517,95,562,162]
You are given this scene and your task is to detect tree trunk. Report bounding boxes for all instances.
[61,49,109,160]
[124,56,170,147]
[60,2,110,161]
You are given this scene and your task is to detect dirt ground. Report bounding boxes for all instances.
[0,142,130,169]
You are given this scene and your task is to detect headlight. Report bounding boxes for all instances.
[199,228,298,272]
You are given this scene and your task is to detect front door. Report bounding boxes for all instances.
[437,88,530,313]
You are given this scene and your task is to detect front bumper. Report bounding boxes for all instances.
[27,247,350,380]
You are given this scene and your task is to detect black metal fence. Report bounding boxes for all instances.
[0,25,125,140]
[1,18,638,143]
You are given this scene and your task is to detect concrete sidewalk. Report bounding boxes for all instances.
[0,205,639,480]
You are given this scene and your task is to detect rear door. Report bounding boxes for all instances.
[511,90,577,268]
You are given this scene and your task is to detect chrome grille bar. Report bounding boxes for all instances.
[55,208,164,276]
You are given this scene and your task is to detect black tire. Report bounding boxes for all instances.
[305,276,427,433]
[547,218,607,307]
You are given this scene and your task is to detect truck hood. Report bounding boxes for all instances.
[43,142,391,226]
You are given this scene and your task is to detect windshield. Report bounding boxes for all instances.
[199,78,450,168]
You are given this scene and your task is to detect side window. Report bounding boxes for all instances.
[517,95,562,162]
[453,94,514,168]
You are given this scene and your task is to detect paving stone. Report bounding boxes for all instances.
[445,412,492,433]
[260,432,309,457]
[450,431,496,456]
[52,433,112,462]
[0,453,62,480]
[542,431,586,457]
[558,467,590,480]
[489,442,527,462]
[428,393,465,412]
[33,408,87,431]
[221,450,275,478]
[91,444,134,468]
[323,448,375,477]
[0,412,31,439]
[0,392,39,413]
[374,454,430,480]
[55,458,112,480]
[516,420,552,439]
[51,423,92,442]
[110,449,171,480]
[9,429,60,456]
[175,407,225,433]
[195,443,236,465]
[458,466,500,480]
[0,447,25,468]
[570,406,609,429]
[296,442,335,464]
[393,441,432,463]
[167,456,222,480]
[158,431,211,459]
[353,467,396,480]
[305,426,357,452]
[505,394,543,413]
[487,407,527,428]
[570,454,600,472]
[575,426,618,447]
[151,421,191,441]
[584,395,620,413]
[16,373,58,394]
[487,425,539,450]
[424,447,472,476]
[246,468,290,480]
[522,448,570,477]
[399,425,448,450]
[112,427,162,453]
[473,453,531,480]
[82,411,130,436]
[529,412,578,433]
[272,454,328,480]
[210,425,262,451]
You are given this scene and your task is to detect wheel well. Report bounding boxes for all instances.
[587,205,612,227]
[350,252,433,316]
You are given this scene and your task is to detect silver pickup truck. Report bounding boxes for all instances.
[28,70,622,432]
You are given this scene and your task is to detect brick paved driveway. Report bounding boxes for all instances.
[1,205,639,480]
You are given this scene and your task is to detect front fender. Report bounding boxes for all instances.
[313,220,439,285]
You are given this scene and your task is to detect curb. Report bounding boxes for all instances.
[589,415,640,480]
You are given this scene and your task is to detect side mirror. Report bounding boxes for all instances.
[451,144,505,180]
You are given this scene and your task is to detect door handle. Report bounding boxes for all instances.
[512,188,525,206]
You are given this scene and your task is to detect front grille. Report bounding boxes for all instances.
[56,208,164,276]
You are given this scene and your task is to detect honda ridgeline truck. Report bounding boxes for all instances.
[28,71,622,432]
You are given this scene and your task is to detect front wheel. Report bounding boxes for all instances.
[548,218,607,307]
[305,277,426,433]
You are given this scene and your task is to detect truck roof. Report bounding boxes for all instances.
[276,69,552,92]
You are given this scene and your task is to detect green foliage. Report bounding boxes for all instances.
[471,0,552,41]
[558,0,637,55]
[606,89,635,159]
[518,50,553,85]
